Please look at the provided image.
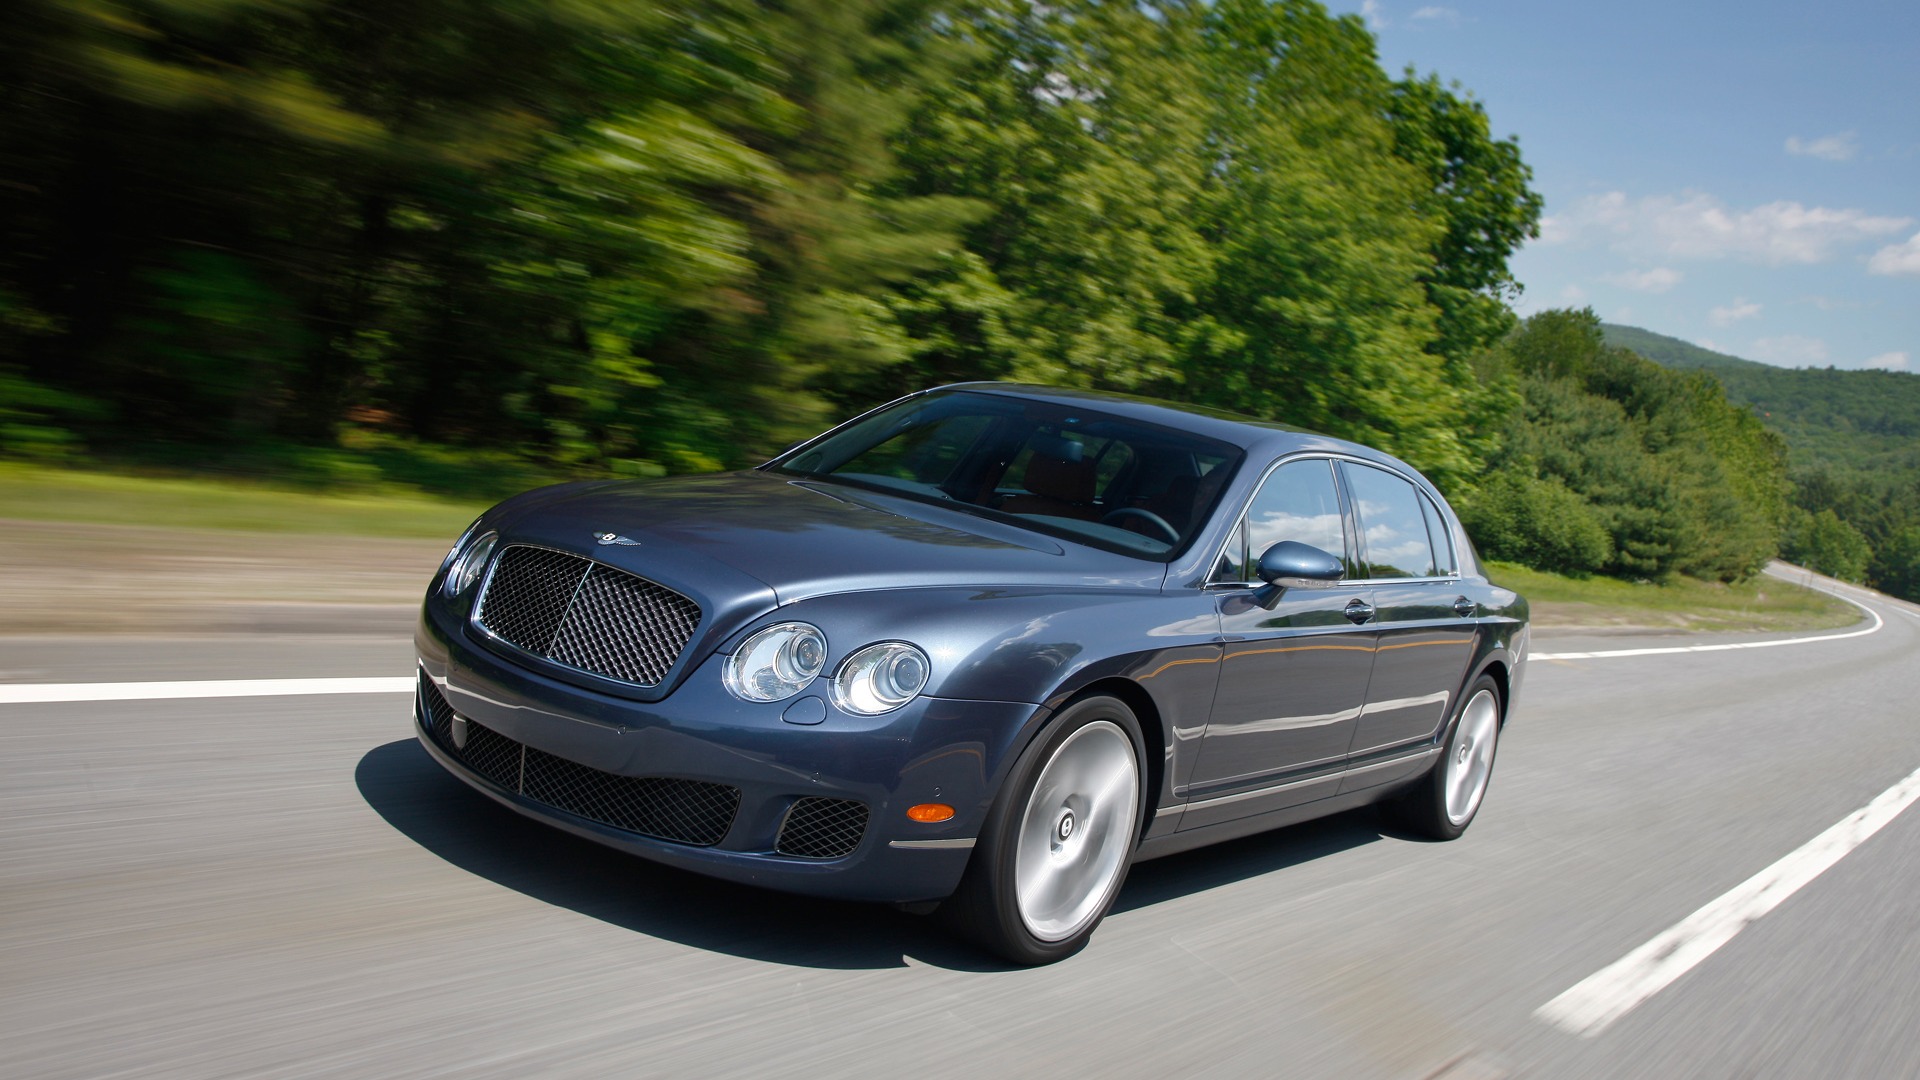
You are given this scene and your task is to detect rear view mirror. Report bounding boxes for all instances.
[1253,540,1343,607]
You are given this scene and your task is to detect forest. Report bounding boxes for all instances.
[1,0,1908,600]
[1603,325,1920,599]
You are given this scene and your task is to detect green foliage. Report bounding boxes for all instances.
[1871,526,1920,600]
[1472,310,1784,582]
[1456,471,1612,575]
[1781,508,1872,583]
[1603,322,1920,601]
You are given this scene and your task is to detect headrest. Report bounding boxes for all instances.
[1024,438,1095,503]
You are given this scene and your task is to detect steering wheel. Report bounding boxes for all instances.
[1100,507,1180,545]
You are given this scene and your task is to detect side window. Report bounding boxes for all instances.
[1420,493,1455,576]
[1341,462,1440,580]
[1237,459,1346,581]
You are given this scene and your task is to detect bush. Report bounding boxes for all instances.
[1458,470,1613,576]
[1781,507,1871,582]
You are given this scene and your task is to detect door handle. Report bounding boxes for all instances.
[1453,596,1476,618]
[1343,598,1374,624]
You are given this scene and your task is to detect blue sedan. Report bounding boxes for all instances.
[414,384,1528,962]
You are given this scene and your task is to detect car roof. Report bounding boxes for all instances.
[937,382,1412,473]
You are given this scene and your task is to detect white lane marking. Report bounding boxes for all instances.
[1536,761,1920,1037]
[0,676,413,704]
[1533,589,1884,662]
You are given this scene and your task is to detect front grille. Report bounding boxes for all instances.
[776,797,870,859]
[418,671,739,846]
[474,545,701,686]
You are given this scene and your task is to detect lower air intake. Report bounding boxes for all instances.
[418,671,739,847]
[776,797,870,859]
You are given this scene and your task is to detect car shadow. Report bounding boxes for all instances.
[1113,812,1391,915]
[357,738,1387,970]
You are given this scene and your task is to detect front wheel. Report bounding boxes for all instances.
[1389,675,1503,840]
[945,695,1144,964]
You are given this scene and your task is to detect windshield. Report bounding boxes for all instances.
[768,390,1243,562]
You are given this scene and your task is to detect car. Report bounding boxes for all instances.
[413,383,1528,963]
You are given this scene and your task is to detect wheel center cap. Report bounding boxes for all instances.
[1057,811,1075,842]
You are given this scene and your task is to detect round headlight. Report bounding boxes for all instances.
[443,531,498,599]
[724,622,827,703]
[832,642,931,715]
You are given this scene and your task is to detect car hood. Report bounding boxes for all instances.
[492,470,1165,611]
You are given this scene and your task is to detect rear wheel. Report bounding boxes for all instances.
[946,695,1143,964]
[1389,675,1502,840]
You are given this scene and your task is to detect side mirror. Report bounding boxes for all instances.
[1253,540,1343,608]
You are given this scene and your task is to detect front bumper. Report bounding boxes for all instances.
[415,608,1045,903]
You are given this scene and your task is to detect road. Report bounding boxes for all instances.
[4,568,1918,1079]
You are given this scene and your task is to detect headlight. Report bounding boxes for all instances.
[441,516,483,570]
[724,622,827,702]
[443,531,499,598]
[832,642,931,715]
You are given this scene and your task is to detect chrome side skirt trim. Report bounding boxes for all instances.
[1168,747,1443,815]
[888,837,977,850]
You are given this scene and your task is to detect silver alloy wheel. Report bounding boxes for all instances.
[1444,688,1501,826]
[1012,719,1140,942]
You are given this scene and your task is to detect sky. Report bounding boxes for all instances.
[1325,0,1920,371]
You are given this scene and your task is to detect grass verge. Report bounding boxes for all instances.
[0,461,486,539]
[1487,561,1859,633]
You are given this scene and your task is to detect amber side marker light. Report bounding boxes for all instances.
[907,803,955,823]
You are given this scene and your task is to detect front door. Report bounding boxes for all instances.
[1183,458,1377,830]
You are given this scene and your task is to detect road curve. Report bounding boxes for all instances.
[3,570,1918,1079]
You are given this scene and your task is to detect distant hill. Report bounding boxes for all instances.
[1600,323,1920,476]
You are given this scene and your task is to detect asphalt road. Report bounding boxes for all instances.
[4,570,1918,1079]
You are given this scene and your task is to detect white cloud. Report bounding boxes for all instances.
[1558,284,1588,303]
[1709,298,1762,326]
[1604,267,1682,292]
[1749,335,1830,367]
[1411,6,1460,22]
[1361,1,1387,28]
[1785,132,1860,162]
[1869,232,1920,276]
[1798,295,1869,311]
[1695,337,1726,353]
[1540,191,1911,265]
[1865,352,1909,371]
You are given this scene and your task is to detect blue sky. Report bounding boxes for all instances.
[1325,0,1920,371]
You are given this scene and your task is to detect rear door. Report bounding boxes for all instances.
[1337,461,1478,770]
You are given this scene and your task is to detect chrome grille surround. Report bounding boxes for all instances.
[473,544,702,687]
[418,671,740,847]
[775,797,870,860]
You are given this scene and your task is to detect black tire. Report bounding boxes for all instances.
[944,694,1146,965]
[1388,674,1503,841]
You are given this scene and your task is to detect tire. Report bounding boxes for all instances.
[945,694,1145,965]
[1388,675,1503,841]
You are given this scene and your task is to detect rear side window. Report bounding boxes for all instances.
[1341,462,1441,579]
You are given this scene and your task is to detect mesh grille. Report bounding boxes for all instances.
[475,546,588,654]
[419,671,455,745]
[523,749,741,846]
[776,797,870,860]
[418,670,738,847]
[474,545,701,687]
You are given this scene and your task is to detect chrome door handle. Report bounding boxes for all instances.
[1343,599,1374,624]
[1453,596,1476,618]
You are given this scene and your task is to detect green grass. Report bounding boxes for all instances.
[1486,560,1860,633]
[0,461,487,538]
